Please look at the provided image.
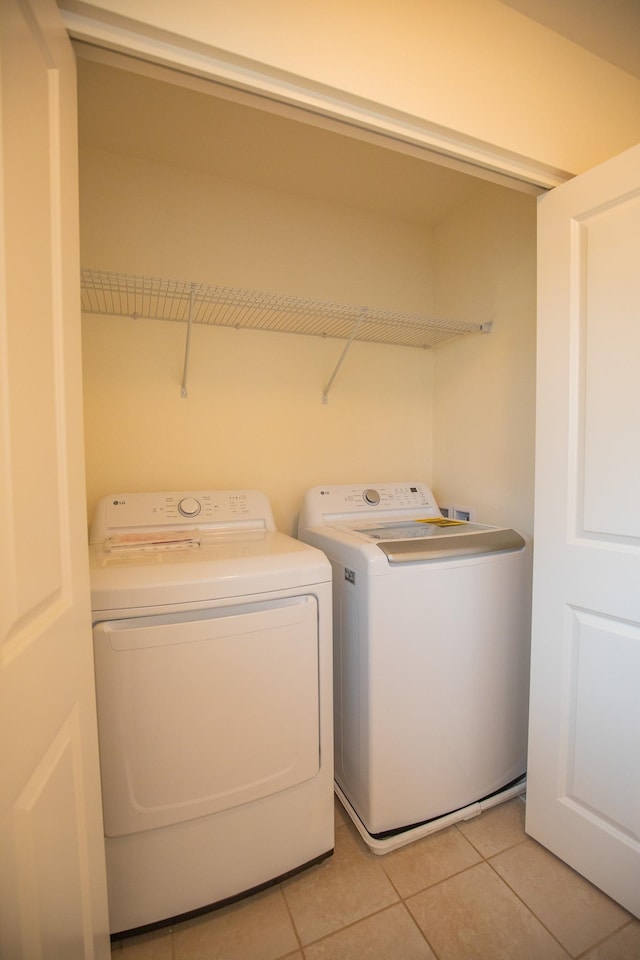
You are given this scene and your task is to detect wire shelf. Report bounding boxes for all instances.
[80,269,490,399]
[80,269,482,350]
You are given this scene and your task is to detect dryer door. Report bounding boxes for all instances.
[93,595,320,837]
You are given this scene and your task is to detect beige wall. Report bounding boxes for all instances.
[432,184,537,534]
[79,0,621,538]
[80,142,537,537]
[65,0,640,174]
[79,147,435,534]
[79,148,436,311]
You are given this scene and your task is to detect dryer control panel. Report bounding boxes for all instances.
[90,489,276,542]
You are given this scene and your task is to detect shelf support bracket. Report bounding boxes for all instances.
[322,309,366,404]
[180,284,196,398]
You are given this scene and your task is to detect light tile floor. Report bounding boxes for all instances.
[111,797,639,960]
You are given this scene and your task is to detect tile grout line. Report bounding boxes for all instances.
[570,918,639,960]
[482,833,636,958]
[342,819,450,958]
[483,851,576,958]
[278,880,305,956]
[295,901,440,960]
[398,899,445,960]
[299,903,398,955]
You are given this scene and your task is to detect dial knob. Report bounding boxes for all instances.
[178,497,201,518]
[363,488,380,505]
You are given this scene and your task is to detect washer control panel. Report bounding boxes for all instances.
[90,490,276,542]
[300,482,440,528]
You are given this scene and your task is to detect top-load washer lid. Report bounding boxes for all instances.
[89,490,331,614]
[342,519,525,563]
[297,483,527,566]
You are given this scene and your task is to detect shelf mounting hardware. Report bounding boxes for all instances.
[181,283,196,398]
[322,308,366,404]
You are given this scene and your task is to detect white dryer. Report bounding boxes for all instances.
[298,482,532,853]
[89,489,333,936]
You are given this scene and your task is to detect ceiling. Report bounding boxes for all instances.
[76,55,491,229]
[499,0,640,80]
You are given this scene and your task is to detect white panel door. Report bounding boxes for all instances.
[527,144,640,918]
[0,1,110,956]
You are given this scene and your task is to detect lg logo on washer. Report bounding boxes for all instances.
[112,499,126,506]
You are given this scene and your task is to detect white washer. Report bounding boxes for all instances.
[298,482,532,853]
[89,489,333,936]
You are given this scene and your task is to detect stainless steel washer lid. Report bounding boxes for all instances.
[298,483,530,575]
[375,527,526,563]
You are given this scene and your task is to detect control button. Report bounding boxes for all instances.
[178,497,201,518]
[363,489,380,505]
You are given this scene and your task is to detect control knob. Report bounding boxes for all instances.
[363,489,380,505]
[178,497,201,518]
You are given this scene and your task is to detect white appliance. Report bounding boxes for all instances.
[298,482,532,853]
[89,489,333,936]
